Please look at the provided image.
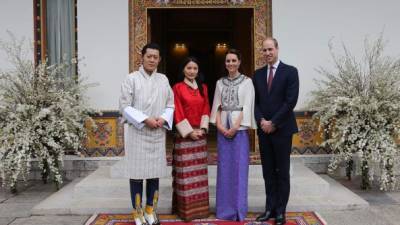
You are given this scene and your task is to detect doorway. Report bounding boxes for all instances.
[148,8,254,152]
[149,8,253,86]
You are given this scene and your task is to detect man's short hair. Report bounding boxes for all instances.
[264,37,279,48]
[141,43,161,56]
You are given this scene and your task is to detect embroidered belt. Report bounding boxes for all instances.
[220,106,243,112]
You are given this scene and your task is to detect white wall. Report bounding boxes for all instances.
[0,0,33,70]
[273,0,400,110]
[0,0,127,111]
[2,1,400,110]
[78,0,128,111]
[82,0,400,110]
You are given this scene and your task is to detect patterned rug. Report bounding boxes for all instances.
[85,212,326,225]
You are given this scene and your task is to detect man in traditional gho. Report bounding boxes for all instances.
[119,43,174,225]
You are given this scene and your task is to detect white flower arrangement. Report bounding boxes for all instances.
[0,34,95,192]
[309,35,400,190]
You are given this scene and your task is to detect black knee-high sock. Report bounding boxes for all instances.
[130,179,143,209]
[146,178,159,206]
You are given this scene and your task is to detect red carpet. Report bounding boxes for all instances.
[85,212,326,225]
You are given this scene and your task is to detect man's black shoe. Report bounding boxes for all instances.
[255,211,275,222]
[275,213,286,225]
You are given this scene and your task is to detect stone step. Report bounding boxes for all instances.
[75,163,329,200]
[32,165,369,216]
[37,174,367,215]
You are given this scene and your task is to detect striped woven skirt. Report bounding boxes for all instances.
[172,136,210,221]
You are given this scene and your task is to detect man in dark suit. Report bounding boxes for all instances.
[253,38,299,225]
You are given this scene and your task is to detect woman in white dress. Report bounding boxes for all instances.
[210,49,256,221]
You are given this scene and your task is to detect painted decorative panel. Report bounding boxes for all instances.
[81,111,331,157]
[292,115,330,155]
[82,115,124,157]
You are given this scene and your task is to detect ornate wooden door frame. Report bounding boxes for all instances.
[128,0,272,72]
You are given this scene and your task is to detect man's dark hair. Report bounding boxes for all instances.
[141,43,161,56]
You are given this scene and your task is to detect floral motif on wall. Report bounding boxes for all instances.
[83,117,124,157]
[298,119,319,146]
[91,122,113,146]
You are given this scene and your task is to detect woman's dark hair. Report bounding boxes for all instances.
[179,56,205,97]
[226,48,242,61]
[224,48,242,75]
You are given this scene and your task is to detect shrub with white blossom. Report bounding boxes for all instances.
[0,35,95,192]
[309,35,400,190]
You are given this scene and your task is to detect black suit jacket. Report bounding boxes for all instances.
[252,61,299,136]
